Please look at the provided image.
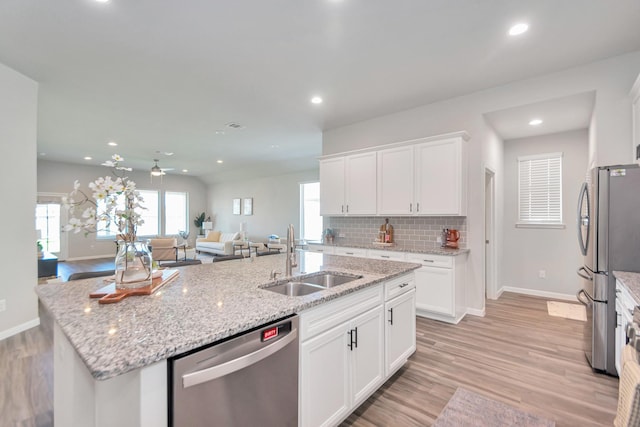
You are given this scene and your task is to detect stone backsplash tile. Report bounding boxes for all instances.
[324,216,467,250]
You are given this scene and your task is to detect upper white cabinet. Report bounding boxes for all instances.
[377,146,414,215]
[320,152,377,216]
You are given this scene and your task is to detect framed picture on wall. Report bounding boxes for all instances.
[233,198,241,215]
[243,198,253,216]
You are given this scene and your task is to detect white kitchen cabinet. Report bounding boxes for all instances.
[407,252,467,324]
[615,279,637,376]
[351,307,385,406]
[377,146,414,215]
[414,138,467,216]
[368,249,406,262]
[377,135,467,216]
[319,152,377,216]
[334,246,368,258]
[385,287,416,376]
[306,244,335,254]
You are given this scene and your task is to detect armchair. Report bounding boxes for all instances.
[149,238,178,263]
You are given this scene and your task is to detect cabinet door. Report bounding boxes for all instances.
[385,289,416,376]
[350,306,385,406]
[415,266,454,316]
[415,139,462,215]
[345,152,377,215]
[377,146,414,215]
[320,158,346,215]
[300,324,351,427]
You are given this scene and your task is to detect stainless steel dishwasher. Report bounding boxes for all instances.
[169,315,299,427]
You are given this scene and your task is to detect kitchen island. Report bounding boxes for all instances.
[36,251,420,427]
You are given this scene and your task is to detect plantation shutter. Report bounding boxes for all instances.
[518,152,563,225]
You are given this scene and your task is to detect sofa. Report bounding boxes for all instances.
[195,231,242,256]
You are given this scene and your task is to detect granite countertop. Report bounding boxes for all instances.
[308,242,469,256]
[36,252,420,381]
[614,271,640,304]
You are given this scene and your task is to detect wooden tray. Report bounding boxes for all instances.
[89,269,179,304]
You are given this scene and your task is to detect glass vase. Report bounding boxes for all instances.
[115,241,153,289]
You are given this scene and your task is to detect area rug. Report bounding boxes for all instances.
[547,301,587,321]
[433,388,555,427]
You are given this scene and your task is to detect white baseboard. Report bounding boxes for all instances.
[501,286,577,302]
[495,287,505,299]
[65,254,113,261]
[0,317,40,341]
[466,307,486,317]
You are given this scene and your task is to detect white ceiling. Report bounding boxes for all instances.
[1,0,640,182]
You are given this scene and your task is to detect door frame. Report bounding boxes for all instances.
[484,167,498,300]
[37,192,69,261]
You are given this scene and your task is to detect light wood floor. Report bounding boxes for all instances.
[342,293,619,427]
[0,292,618,426]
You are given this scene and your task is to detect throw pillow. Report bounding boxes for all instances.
[205,231,221,242]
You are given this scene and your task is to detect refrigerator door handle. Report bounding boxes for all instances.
[577,266,593,281]
[576,289,590,306]
[577,182,590,256]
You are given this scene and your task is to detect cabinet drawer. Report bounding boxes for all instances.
[384,273,415,301]
[334,247,367,258]
[307,245,334,254]
[300,285,383,341]
[368,249,406,262]
[406,252,452,268]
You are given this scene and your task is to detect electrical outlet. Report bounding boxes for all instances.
[338,233,345,238]
[538,270,546,279]
[0,299,6,312]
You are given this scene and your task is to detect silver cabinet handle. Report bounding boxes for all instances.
[409,203,412,212]
[576,289,590,307]
[341,205,344,213]
[399,283,409,288]
[416,202,420,212]
[346,252,354,255]
[346,205,349,213]
[423,259,434,263]
[388,308,393,325]
[577,266,592,281]
[381,255,390,259]
[182,328,297,388]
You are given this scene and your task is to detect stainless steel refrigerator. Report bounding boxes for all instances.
[576,164,640,375]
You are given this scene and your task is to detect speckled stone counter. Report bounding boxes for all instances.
[36,252,419,381]
[614,271,640,304]
[308,242,469,256]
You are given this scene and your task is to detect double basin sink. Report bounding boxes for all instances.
[263,272,363,296]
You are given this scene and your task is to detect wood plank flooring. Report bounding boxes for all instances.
[0,292,618,426]
[342,292,619,427]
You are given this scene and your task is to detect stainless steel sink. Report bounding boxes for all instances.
[262,272,363,296]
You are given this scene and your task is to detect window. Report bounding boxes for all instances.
[517,152,563,228]
[165,191,188,235]
[300,182,322,241]
[36,203,61,253]
[97,190,159,238]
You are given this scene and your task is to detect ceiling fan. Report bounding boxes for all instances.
[150,159,174,180]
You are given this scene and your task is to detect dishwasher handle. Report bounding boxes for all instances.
[182,328,298,389]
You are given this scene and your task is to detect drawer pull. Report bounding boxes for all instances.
[388,308,394,325]
[423,259,435,263]
[381,255,390,259]
[399,283,409,288]
[346,252,354,255]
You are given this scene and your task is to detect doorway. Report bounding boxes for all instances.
[36,193,68,260]
[484,168,497,299]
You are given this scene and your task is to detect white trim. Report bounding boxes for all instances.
[515,223,566,229]
[66,254,113,261]
[494,287,505,300]
[0,317,40,341]
[466,307,486,317]
[501,286,578,302]
[517,152,564,162]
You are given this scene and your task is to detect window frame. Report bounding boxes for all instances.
[96,189,160,239]
[164,191,189,236]
[299,181,322,242]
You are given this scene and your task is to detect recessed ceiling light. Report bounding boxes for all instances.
[217,160,223,164]
[39,152,46,156]
[509,23,529,36]
[311,96,323,104]
[215,130,225,135]
[270,144,280,149]
[108,141,118,146]
[182,169,188,173]
[529,118,543,126]
[84,156,93,160]
[95,0,110,3]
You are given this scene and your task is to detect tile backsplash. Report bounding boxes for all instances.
[324,216,467,251]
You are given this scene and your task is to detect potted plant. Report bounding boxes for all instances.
[194,212,211,236]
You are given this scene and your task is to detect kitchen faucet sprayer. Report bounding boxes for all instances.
[286,224,297,276]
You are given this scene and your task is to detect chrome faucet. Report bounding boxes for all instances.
[286,224,297,276]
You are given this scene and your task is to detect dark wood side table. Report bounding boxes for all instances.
[38,252,58,278]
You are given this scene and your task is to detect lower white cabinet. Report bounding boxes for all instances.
[299,273,415,427]
[407,252,467,324]
[385,288,416,375]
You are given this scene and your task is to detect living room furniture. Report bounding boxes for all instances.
[149,238,180,263]
[195,231,242,256]
[38,252,58,278]
[68,270,115,281]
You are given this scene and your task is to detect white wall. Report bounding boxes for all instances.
[207,169,319,242]
[502,130,588,299]
[323,51,640,313]
[0,63,39,339]
[37,160,208,259]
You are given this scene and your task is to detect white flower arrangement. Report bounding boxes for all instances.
[62,154,146,242]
